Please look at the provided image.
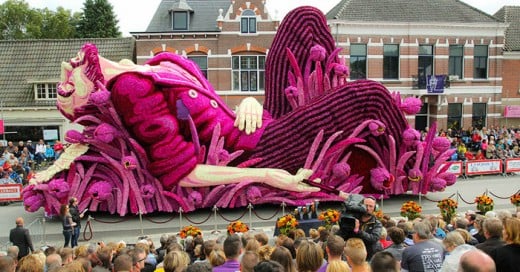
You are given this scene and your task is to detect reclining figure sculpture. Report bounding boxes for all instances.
[22,6,456,216]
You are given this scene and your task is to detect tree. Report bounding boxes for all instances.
[76,0,121,38]
[0,0,37,39]
[29,7,80,39]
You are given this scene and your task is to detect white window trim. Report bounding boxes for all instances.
[34,83,57,101]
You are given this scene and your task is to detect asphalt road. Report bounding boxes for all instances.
[0,174,518,251]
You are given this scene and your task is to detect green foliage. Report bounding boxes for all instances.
[76,0,121,38]
[0,0,121,40]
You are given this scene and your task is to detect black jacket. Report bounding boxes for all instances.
[9,226,34,259]
[69,205,82,228]
[339,215,383,260]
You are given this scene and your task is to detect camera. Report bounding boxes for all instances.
[339,194,367,233]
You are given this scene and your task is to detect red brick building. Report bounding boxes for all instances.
[132,0,279,108]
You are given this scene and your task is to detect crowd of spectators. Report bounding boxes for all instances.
[0,139,65,185]
[2,207,519,272]
[424,126,520,162]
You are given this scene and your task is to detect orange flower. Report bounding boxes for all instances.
[277,214,298,235]
[400,201,422,220]
[179,225,202,239]
[227,221,249,235]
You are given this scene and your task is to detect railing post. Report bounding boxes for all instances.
[380,195,384,212]
[42,216,47,246]
[211,206,220,234]
[281,202,286,216]
[248,203,254,230]
[178,207,184,233]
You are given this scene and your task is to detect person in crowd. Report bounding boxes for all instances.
[326,260,351,272]
[241,250,261,272]
[473,215,486,243]
[112,253,133,272]
[59,247,75,266]
[475,149,486,160]
[344,238,370,272]
[476,217,505,256]
[465,210,478,235]
[489,217,520,272]
[212,234,242,272]
[370,251,399,272]
[379,227,393,249]
[317,235,344,272]
[6,246,18,261]
[185,262,212,272]
[17,254,44,272]
[9,217,34,260]
[209,249,226,267]
[45,253,62,271]
[296,240,324,272]
[0,255,17,272]
[441,231,474,272]
[45,144,55,163]
[253,260,285,272]
[53,140,64,160]
[161,250,190,272]
[459,249,496,272]
[254,232,269,247]
[130,247,148,272]
[401,221,444,272]
[68,197,85,248]
[59,204,76,248]
[383,226,406,262]
[34,139,46,165]
[338,196,383,260]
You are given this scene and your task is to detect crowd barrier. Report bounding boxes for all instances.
[441,158,520,177]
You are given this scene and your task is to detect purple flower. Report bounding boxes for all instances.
[432,137,451,153]
[189,191,203,205]
[48,179,70,199]
[408,168,423,182]
[122,156,138,170]
[332,63,349,76]
[400,97,422,115]
[140,185,156,200]
[65,130,84,143]
[437,173,457,186]
[370,167,393,191]
[94,123,117,143]
[309,45,326,62]
[368,122,386,136]
[247,186,262,202]
[403,128,420,147]
[431,177,447,191]
[24,194,45,212]
[332,162,351,178]
[88,181,113,201]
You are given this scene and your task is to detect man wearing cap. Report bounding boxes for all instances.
[9,217,34,259]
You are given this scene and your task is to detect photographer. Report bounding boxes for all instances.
[338,195,383,260]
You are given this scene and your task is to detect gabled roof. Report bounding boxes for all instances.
[146,0,229,33]
[494,6,520,51]
[0,38,135,108]
[327,0,500,23]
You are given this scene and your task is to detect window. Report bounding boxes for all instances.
[449,45,464,79]
[172,11,188,30]
[383,44,399,79]
[415,103,428,132]
[473,45,488,79]
[350,44,367,80]
[240,9,256,34]
[35,83,57,100]
[472,103,486,129]
[232,55,265,92]
[188,56,208,78]
[418,45,434,89]
[447,103,462,130]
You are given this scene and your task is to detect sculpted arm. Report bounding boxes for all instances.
[180,165,320,193]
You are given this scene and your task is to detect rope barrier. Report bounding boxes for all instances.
[252,206,281,220]
[422,193,456,203]
[217,208,248,222]
[183,211,213,225]
[82,218,93,241]
[143,214,176,224]
[92,217,129,224]
[457,192,476,205]
[488,189,520,200]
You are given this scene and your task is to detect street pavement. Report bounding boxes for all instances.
[0,174,518,251]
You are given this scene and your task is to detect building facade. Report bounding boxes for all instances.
[132,0,279,108]
[327,0,508,132]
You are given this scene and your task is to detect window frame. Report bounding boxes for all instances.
[349,44,367,80]
[472,103,487,129]
[383,44,399,80]
[447,103,463,130]
[473,45,488,79]
[417,44,434,89]
[232,55,265,92]
[172,11,188,31]
[240,9,257,34]
[449,45,464,80]
[188,55,208,78]
[34,83,57,100]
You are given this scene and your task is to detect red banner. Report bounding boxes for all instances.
[0,184,22,201]
[0,119,3,134]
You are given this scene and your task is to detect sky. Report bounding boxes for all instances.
[2,0,519,36]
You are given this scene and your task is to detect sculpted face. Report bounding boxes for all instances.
[57,51,96,120]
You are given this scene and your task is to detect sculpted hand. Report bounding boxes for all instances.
[234,97,263,135]
[264,168,320,193]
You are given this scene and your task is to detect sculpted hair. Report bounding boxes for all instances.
[79,43,104,89]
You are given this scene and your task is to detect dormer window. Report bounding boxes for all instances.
[173,11,188,30]
[34,83,57,100]
[240,9,256,34]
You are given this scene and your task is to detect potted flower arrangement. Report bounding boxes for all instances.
[400,201,422,220]
[437,198,458,223]
[374,209,384,221]
[276,214,299,235]
[318,209,340,230]
[179,225,202,239]
[475,195,494,214]
[227,221,249,235]
[510,192,520,208]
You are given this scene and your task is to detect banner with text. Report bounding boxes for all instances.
[441,161,463,176]
[466,160,502,175]
[505,158,520,173]
[0,184,22,201]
